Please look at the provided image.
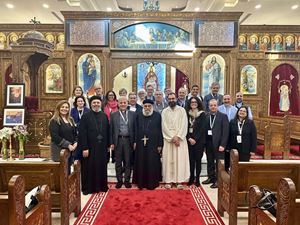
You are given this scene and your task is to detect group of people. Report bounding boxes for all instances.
[49,81,257,195]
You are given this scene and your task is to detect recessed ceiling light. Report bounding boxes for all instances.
[194,7,200,12]
[291,5,298,10]
[107,7,112,11]
[6,3,14,9]
[255,4,261,9]
[43,4,49,8]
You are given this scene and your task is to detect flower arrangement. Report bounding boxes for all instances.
[0,127,14,160]
[13,125,29,142]
[0,127,14,141]
[13,125,29,160]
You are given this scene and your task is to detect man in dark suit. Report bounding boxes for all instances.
[202,99,229,188]
[203,82,223,112]
[110,96,136,189]
[127,92,142,113]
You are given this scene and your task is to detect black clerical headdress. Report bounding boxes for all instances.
[89,95,102,105]
[143,99,154,105]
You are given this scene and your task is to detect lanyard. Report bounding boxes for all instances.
[237,120,245,135]
[78,108,84,119]
[209,114,216,129]
[119,111,128,124]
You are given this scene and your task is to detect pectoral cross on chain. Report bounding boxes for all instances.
[141,135,149,146]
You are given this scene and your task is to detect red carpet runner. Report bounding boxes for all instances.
[74,186,224,225]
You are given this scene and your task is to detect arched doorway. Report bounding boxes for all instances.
[113,61,189,97]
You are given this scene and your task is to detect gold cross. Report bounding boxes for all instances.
[141,135,149,146]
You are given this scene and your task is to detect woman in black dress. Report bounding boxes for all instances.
[186,97,206,186]
[228,105,257,162]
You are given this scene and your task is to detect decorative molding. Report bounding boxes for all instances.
[61,11,243,21]
[240,25,300,33]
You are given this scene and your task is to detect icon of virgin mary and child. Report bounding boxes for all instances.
[82,54,97,94]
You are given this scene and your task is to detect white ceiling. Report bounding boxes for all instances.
[0,0,299,25]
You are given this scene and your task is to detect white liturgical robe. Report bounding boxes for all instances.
[161,105,190,183]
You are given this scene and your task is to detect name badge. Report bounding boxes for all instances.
[208,130,212,136]
[237,135,242,143]
[189,128,193,133]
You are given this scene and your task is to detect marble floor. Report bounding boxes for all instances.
[52,161,249,225]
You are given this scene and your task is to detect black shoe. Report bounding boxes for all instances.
[187,177,194,186]
[124,182,132,188]
[115,181,123,189]
[210,182,218,189]
[202,178,214,185]
[195,180,200,187]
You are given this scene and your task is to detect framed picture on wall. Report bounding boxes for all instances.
[240,65,257,95]
[45,64,63,93]
[6,83,25,107]
[3,108,25,126]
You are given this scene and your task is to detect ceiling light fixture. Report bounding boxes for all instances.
[43,4,49,8]
[255,4,262,9]
[107,7,112,11]
[224,0,238,7]
[291,5,298,10]
[194,7,200,11]
[6,3,14,9]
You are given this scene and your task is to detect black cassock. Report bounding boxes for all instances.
[78,110,109,194]
[133,111,163,190]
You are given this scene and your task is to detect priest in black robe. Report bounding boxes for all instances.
[133,99,163,190]
[78,95,110,194]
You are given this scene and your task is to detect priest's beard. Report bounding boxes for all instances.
[169,101,176,108]
[143,108,154,117]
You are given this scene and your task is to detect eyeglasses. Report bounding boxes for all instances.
[108,94,114,97]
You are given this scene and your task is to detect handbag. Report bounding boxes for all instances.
[256,188,277,217]
[25,186,41,213]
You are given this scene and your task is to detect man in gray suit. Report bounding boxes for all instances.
[110,96,136,189]
[202,99,229,188]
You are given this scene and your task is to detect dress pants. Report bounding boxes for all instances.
[206,140,224,182]
[115,137,132,183]
[188,144,205,180]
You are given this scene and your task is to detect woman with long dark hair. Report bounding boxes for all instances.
[228,105,257,162]
[103,90,118,121]
[186,97,206,186]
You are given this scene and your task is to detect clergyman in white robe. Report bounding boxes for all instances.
[161,105,190,183]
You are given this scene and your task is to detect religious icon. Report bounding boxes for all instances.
[0,32,7,49]
[278,80,291,112]
[260,35,271,51]
[114,22,189,50]
[239,34,247,50]
[77,53,101,96]
[297,36,300,50]
[285,35,295,51]
[248,34,259,50]
[8,33,18,48]
[56,33,65,50]
[45,33,55,45]
[137,62,166,92]
[202,54,225,96]
[144,63,159,91]
[45,64,63,93]
[240,65,257,95]
[273,34,283,51]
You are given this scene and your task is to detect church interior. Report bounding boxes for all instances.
[0,0,300,225]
